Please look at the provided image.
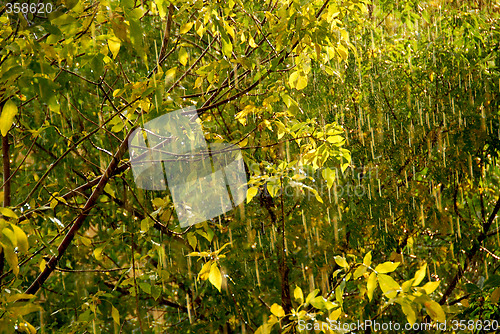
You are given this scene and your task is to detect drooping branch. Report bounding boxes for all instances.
[439,194,500,304]
[25,129,133,295]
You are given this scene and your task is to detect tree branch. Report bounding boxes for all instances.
[25,130,133,295]
[439,194,500,304]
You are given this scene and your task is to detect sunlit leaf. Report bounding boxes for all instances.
[374,261,400,274]
[178,47,189,66]
[209,262,222,292]
[294,286,304,303]
[422,281,440,295]
[180,22,194,34]
[413,263,427,286]
[270,303,285,317]
[424,300,446,323]
[366,272,377,301]
[246,186,258,204]
[334,256,348,268]
[363,251,372,267]
[378,274,400,298]
[108,36,121,59]
[11,224,28,253]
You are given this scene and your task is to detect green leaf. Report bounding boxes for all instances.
[484,275,500,289]
[112,306,120,324]
[270,303,285,317]
[310,296,335,310]
[209,262,222,292]
[374,261,400,274]
[491,287,500,303]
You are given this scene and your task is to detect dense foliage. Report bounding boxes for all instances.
[0,0,499,333]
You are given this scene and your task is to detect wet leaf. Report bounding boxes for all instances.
[270,303,285,317]
[334,256,348,268]
[294,285,304,303]
[413,263,427,286]
[366,272,377,301]
[374,261,400,274]
[209,262,222,292]
[0,99,18,136]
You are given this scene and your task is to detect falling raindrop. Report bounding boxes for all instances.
[255,255,261,286]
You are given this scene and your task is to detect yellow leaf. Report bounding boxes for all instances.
[363,251,372,267]
[321,168,336,190]
[0,100,18,136]
[112,306,120,324]
[194,76,203,89]
[165,67,177,83]
[288,71,300,88]
[413,263,427,286]
[209,262,222,292]
[2,228,16,247]
[222,38,233,57]
[11,224,28,253]
[0,207,18,219]
[246,186,258,204]
[374,261,400,274]
[94,247,104,261]
[5,293,35,303]
[178,47,188,66]
[366,272,377,301]
[353,265,367,279]
[422,281,440,294]
[334,256,348,268]
[296,75,307,90]
[180,22,194,34]
[39,258,46,272]
[378,274,400,298]
[491,287,500,303]
[198,260,212,280]
[294,286,304,303]
[337,44,348,61]
[270,303,285,317]
[329,308,342,321]
[3,244,18,276]
[424,300,446,323]
[248,35,258,48]
[108,36,121,59]
[400,301,416,325]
